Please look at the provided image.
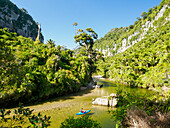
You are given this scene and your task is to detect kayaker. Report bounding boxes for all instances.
[80,108,85,113]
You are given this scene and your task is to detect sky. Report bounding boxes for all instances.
[10,0,162,50]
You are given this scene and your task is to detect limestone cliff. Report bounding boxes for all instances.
[0,0,44,42]
[94,0,170,57]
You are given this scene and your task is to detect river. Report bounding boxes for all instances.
[26,78,154,128]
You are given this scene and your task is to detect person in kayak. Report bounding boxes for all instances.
[80,108,86,113]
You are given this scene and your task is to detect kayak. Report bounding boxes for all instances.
[76,110,91,115]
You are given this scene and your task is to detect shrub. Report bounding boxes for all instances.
[60,116,101,128]
[0,106,51,128]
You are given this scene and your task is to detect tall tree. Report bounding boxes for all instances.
[73,23,98,82]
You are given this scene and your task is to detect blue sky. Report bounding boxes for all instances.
[10,0,162,49]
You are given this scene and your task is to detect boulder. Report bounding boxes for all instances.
[92,97,109,106]
[92,84,103,88]
[92,93,117,107]
[80,87,87,91]
[110,93,117,97]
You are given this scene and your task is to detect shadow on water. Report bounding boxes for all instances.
[25,78,120,108]
[86,112,95,115]
[6,78,154,109]
[24,89,93,107]
[5,78,115,109]
[5,88,93,109]
[95,78,117,87]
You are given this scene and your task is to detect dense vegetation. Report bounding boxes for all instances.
[0,105,51,127]
[60,116,101,128]
[0,0,169,127]
[97,20,169,95]
[0,26,102,127]
[93,0,170,127]
[93,0,170,56]
[111,88,170,127]
[96,0,170,96]
[0,27,98,107]
[73,23,103,82]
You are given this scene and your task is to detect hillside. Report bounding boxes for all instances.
[94,0,170,57]
[94,1,170,127]
[0,0,44,42]
[0,0,169,127]
[96,0,170,95]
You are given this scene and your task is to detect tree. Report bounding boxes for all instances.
[136,17,141,20]
[47,39,56,48]
[153,6,157,10]
[73,22,78,34]
[73,23,98,82]
[21,8,28,14]
[148,8,152,14]
[141,12,147,19]
[129,25,134,30]
[0,28,24,90]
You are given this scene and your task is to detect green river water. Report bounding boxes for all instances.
[26,78,154,128]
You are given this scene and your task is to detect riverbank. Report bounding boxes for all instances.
[94,75,169,99]
[5,77,161,128]
[94,76,170,128]
[22,90,94,113]
[94,75,170,128]
[21,82,117,128]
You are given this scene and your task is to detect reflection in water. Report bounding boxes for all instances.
[94,88,106,96]
[92,105,116,128]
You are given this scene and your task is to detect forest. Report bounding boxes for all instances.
[0,0,170,127]
[0,27,98,107]
[95,0,169,96]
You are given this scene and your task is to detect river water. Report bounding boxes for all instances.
[27,78,154,128]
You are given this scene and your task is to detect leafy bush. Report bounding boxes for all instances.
[0,27,96,107]
[60,116,101,128]
[110,88,170,127]
[0,106,51,127]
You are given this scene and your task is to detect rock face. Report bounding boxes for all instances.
[0,0,44,42]
[92,93,117,107]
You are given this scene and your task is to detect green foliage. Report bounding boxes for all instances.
[141,11,147,19]
[129,25,134,30]
[21,8,28,14]
[95,15,169,127]
[93,0,169,54]
[60,116,102,128]
[0,106,51,127]
[0,27,92,107]
[110,88,170,127]
[96,3,170,93]
[73,24,102,82]
[93,27,129,50]
[29,112,51,128]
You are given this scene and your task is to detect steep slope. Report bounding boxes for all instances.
[96,0,170,95]
[95,1,170,127]
[0,0,44,42]
[94,0,170,57]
